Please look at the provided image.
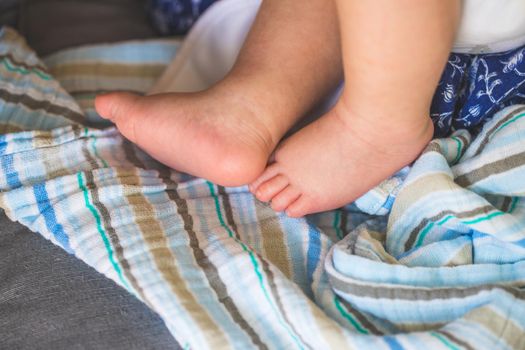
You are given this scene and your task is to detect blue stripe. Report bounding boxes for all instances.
[0,138,7,154]
[383,335,405,350]
[383,195,396,211]
[306,222,321,298]
[0,136,71,251]
[1,153,21,188]
[0,137,23,217]
[0,135,23,189]
[33,182,72,252]
[43,41,179,65]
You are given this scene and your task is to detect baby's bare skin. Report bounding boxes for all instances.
[96,0,460,217]
[97,0,341,186]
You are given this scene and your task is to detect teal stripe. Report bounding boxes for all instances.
[2,57,51,80]
[437,214,456,226]
[494,112,525,134]
[461,211,505,224]
[333,210,343,240]
[430,332,460,350]
[333,296,369,334]
[415,222,434,248]
[436,210,505,227]
[84,127,109,168]
[206,181,305,350]
[77,171,129,289]
[415,210,506,249]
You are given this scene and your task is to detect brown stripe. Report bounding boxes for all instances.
[340,209,349,239]
[80,143,150,307]
[501,196,513,213]
[0,53,49,73]
[80,140,99,169]
[472,106,525,157]
[390,173,456,225]
[32,130,62,148]
[338,297,383,335]
[422,141,442,155]
[39,144,70,179]
[0,123,25,134]
[122,143,263,347]
[126,182,228,348]
[255,203,292,279]
[0,87,85,125]
[260,258,311,349]
[437,330,475,350]
[394,322,445,332]
[70,125,83,142]
[218,186,241,240]
[49,63,165,78]
[464,306,525,349]
[345,228,360,255]
[37,132,71,193]
[83,170,152,307]
[404,205,495,251]
[217,187,309,348]
[171,183,268,349]
[329,273,525,301]
[455,150,525,188]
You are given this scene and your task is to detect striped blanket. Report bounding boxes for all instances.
[1,26,524,349]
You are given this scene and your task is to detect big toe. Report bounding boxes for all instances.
[95,92,142,123]
[95,92,144,142]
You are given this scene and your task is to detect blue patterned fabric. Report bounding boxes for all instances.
[149,0,218,35]
[431,45,525,137]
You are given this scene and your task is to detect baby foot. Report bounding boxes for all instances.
[95,89,279,186]
[250,102,434,217]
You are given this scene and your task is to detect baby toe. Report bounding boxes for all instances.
[270,186,301,212]
[285,195,314,218]
[255,174,289,202]
[249,163,281,194]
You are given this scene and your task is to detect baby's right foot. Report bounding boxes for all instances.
[95,88,279,186]
[249,101,434,217]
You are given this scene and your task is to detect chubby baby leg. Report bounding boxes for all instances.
[251,0,460,216]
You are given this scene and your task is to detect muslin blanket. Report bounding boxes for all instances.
[1,27,524,349]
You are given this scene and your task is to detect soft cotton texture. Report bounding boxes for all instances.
[1,26,524,349]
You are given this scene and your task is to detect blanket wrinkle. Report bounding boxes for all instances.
[1,26,524,349]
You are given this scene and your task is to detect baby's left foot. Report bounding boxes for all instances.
[250,102,433,217]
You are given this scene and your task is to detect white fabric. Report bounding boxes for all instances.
[149,0,261,94]
[150,0,525,95]
[454,0,525,53]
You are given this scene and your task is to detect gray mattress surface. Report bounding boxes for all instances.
[0,211,180,349]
